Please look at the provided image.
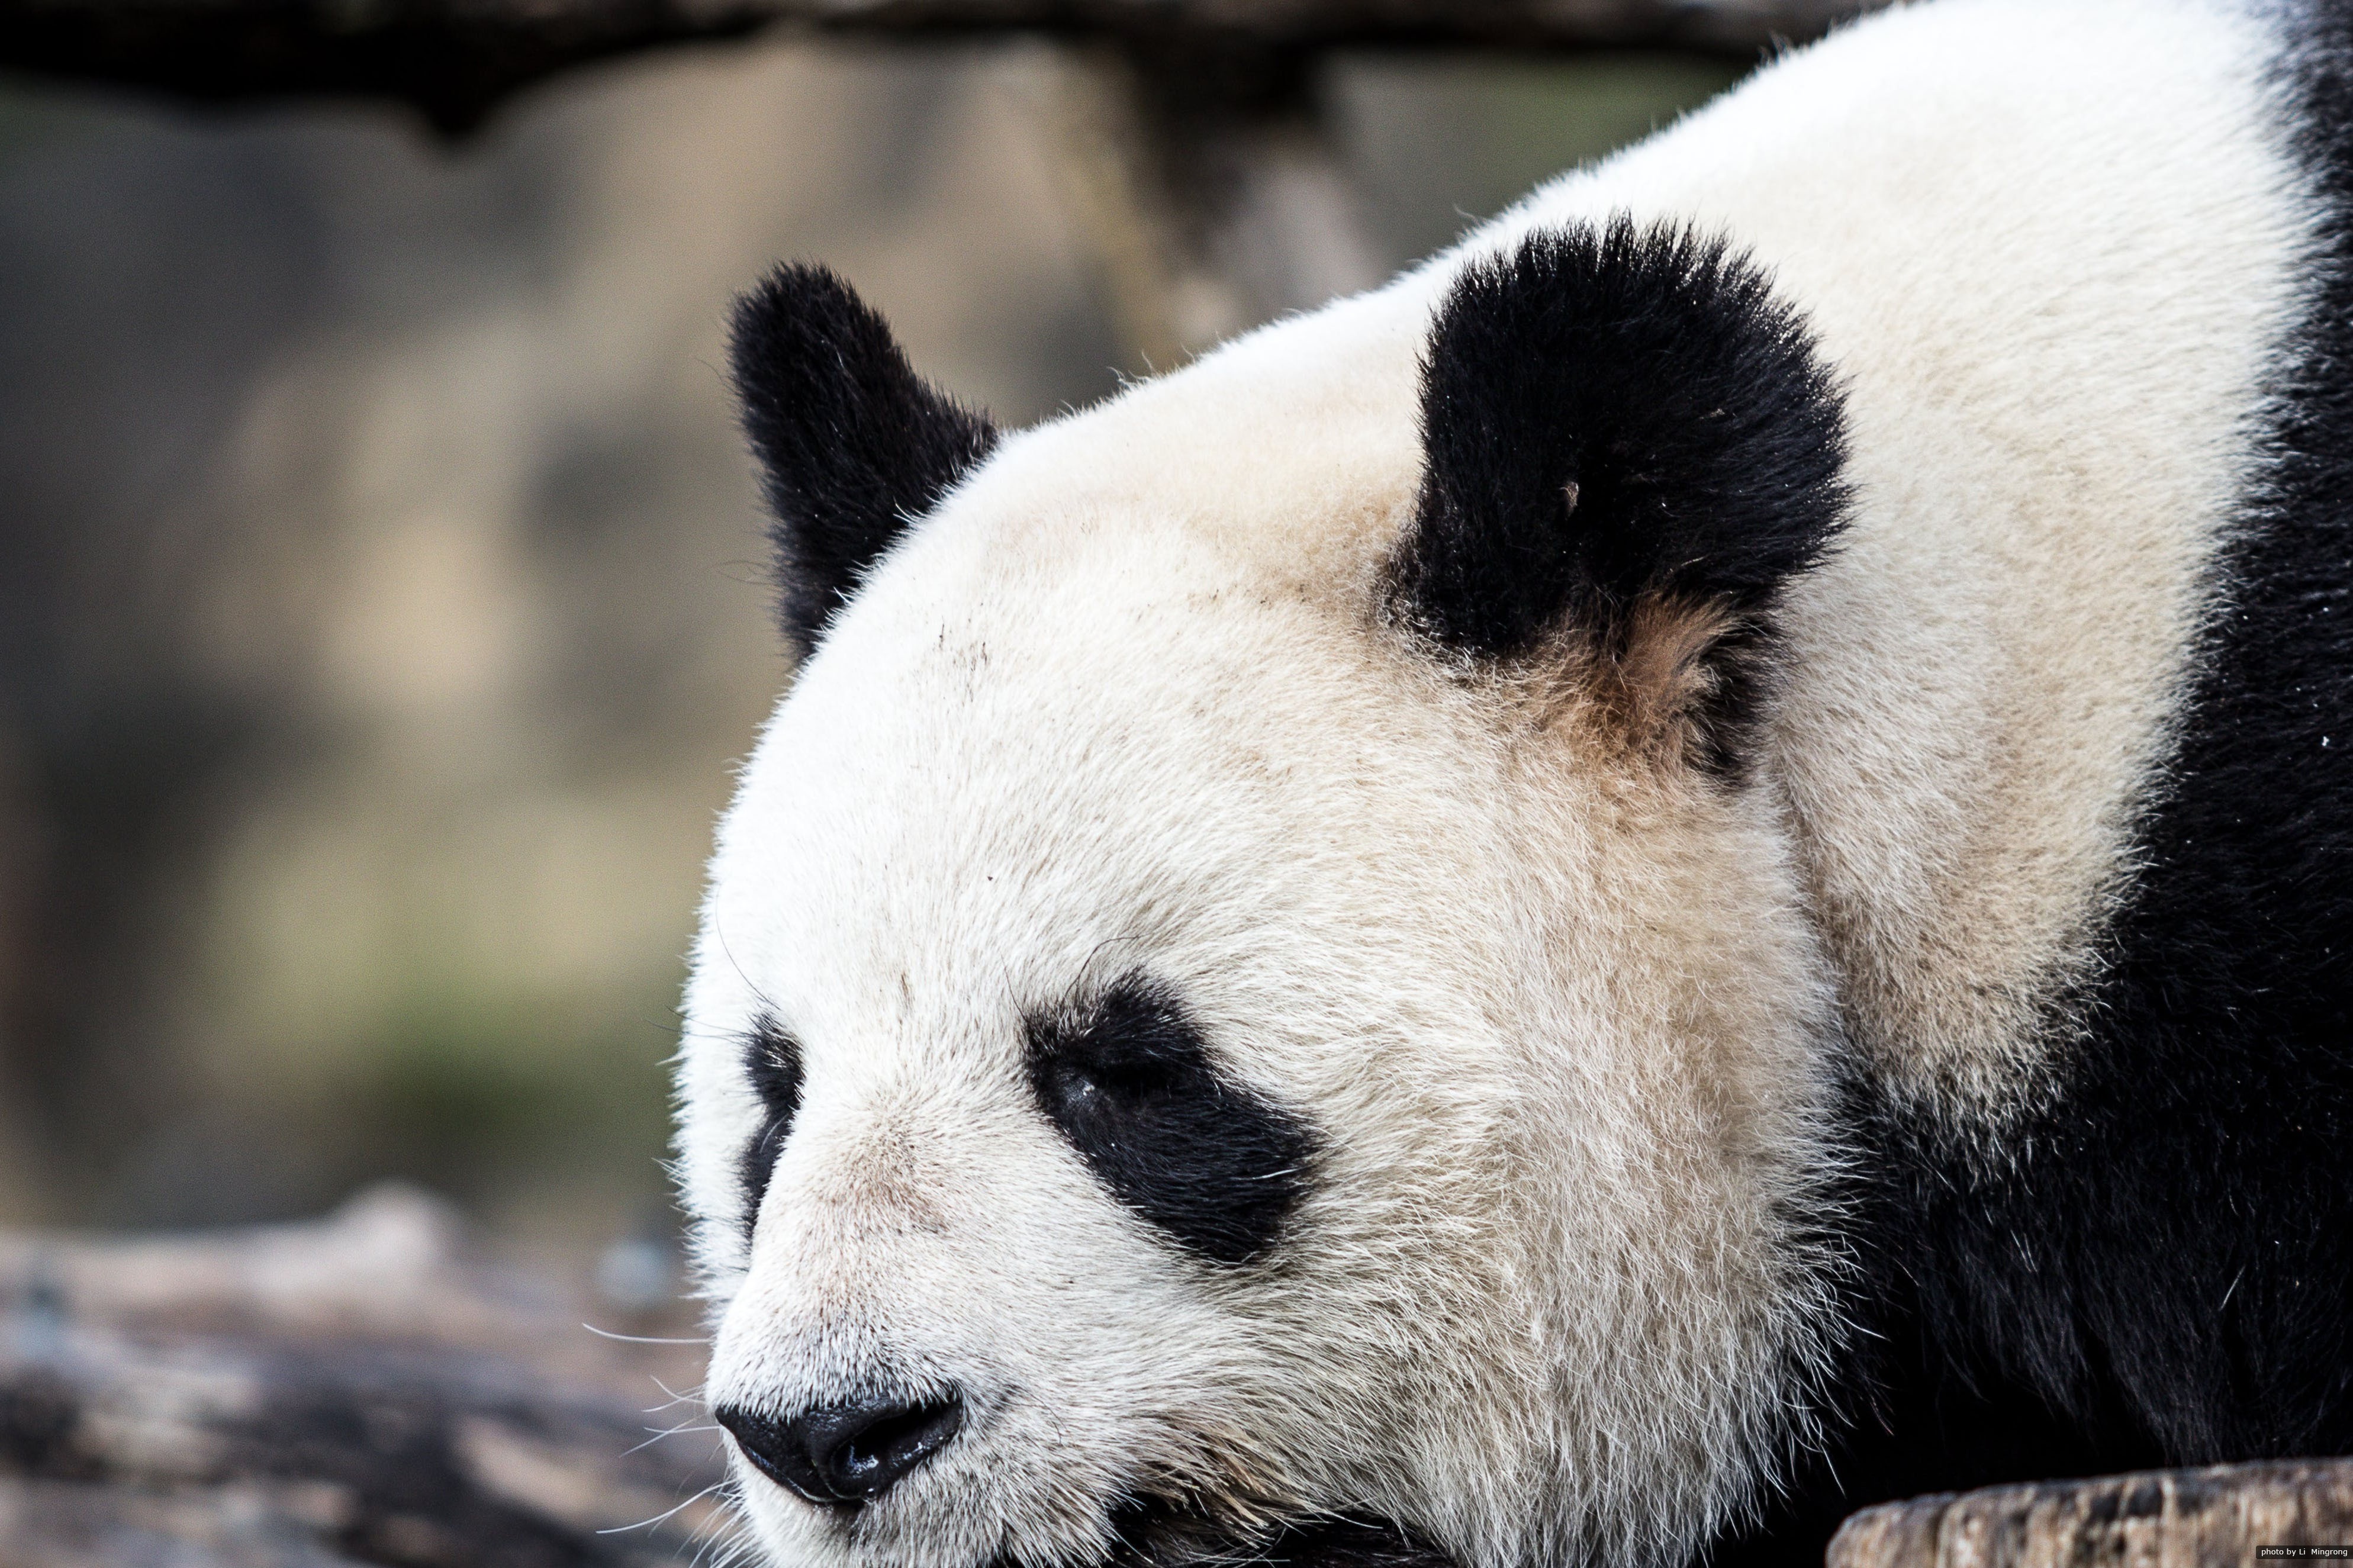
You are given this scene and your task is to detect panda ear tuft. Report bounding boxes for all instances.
[729,263,997,659]
[1390,218,1849,773]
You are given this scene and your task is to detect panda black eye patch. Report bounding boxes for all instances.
[1023,974,1315,1266]
[736,1013,805,1242]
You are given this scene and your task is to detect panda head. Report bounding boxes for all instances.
[676,224,1853,1568]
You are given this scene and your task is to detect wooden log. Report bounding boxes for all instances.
[0,0,1887,376]
[1829,1459,2353,1568]
[0,0,1890,133]
[0,1186,728,1568]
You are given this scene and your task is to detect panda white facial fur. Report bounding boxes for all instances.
[675,2,2353,1567]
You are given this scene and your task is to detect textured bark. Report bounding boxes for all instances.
[1830,1460,2353,1568]
[0,1186,727,1568]
[0,0,1888,132]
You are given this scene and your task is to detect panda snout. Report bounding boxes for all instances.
[716,1391,967,1506]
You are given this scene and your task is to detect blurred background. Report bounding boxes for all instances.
[0,33,1747,1285]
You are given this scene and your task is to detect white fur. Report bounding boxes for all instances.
[1531,0,2316,1115]
[674,3,2318,1566]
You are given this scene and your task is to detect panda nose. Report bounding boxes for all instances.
[716,1392,964,1505]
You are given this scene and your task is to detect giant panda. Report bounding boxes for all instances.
[669,2,2353,1567]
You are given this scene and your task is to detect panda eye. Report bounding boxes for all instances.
[1021,973,1315,1266]
[1047,1044,1181,1115]
[1031,986,1194,1123]
[745,1016,804,1119]
[736,1014,804,1242]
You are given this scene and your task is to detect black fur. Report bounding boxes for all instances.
[1390,218,1849,770]
[1724,11,2353,1565]
[736,1014,806,1242]
[729,263,997,659]
[1025,975,1315,1267]
[1099,1500,1454,1568]
[1257,1520,1456,1568]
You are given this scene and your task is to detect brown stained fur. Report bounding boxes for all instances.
[1494,595,1749,775]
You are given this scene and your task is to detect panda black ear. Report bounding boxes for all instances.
[729,263,997,659]
[1390,219,1849,774]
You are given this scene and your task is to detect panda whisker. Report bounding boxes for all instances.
[583,1322,710,1345]
[597,1480,729,1535]
[693,1530,757,1568]
[681,1483,754,1568]
[710,921,787,1025]
[644,1375,708,1414]
[625,1419,723,1457]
